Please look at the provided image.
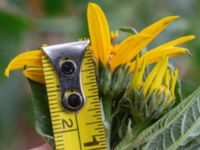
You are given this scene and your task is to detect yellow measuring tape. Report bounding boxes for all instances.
[42,41,107,150]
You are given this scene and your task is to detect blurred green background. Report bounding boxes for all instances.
[0,0,199,149]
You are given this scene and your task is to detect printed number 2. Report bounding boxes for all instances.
[61,119,73,129]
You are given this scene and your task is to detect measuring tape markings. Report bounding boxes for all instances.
[79,50,106,149]
[43,56,79,150]
[42,48,107,150]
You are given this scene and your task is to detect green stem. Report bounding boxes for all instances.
[131,113,152,138]
[131,119,151,138]
[102,96,112,150]
[115,114,152,150]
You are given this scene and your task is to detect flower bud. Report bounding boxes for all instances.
[127,56,179,121]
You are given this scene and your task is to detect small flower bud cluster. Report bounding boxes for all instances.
[127,55,179,120]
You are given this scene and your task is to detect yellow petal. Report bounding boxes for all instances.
[140,16,179,34]
[5,50,43,77]
[148,57,168,97]
[136,35,194,61]
[145,47,190,62]
[110,34,150,70]
[111,31,115,39]
[111,31,119,47]
[131,55,139,88]
[130,47,189,72]
[134,57,146,87]
[164,69,171,89]
[111,31,119,40]
[142,58,163,96]
[23,67,45,84]
[150,35,195,52]
[170,69,178,98]
[157,85,166,95]
[87,2,112,64]
[110,16,179,70]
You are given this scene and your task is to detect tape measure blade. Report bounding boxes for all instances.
[42,48,107,150]
[42,56,66,150]
[79,49,107,150]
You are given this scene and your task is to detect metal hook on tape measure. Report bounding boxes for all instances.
[42,40,90,112]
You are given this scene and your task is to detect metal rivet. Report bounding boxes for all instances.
[61,60,76,76]
[63,93,83,111]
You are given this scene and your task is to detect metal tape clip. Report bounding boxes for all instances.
[42,40,90,112]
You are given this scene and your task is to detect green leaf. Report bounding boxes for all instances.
[28,79,54,147]
[119,27,138,34]
[174,79,182,106]
[116,87,200,150]
[177,135,200,150]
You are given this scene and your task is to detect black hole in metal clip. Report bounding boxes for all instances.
[63,93,83,112]
[61,60,76,76]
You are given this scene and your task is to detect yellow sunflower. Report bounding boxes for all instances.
[87,2,194,102]
[5,2,194,101]
[4,3,196,148]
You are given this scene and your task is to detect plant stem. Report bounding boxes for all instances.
[131,114,152,138]
[115,114,152,150]
[102,96,112,150]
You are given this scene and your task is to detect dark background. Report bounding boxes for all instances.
[0,0,199,149]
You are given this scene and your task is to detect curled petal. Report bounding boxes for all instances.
[150,35,195,51]
[130,55,139,88]
[170,69,178,100]
[132,57,147,88]
[5,50,43,77]
[23,67,45,84]
[142,57,164,96]
[148,57,168,97]
[138,35,194,60]
[164,69,171,89]
[130,47,190,72]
